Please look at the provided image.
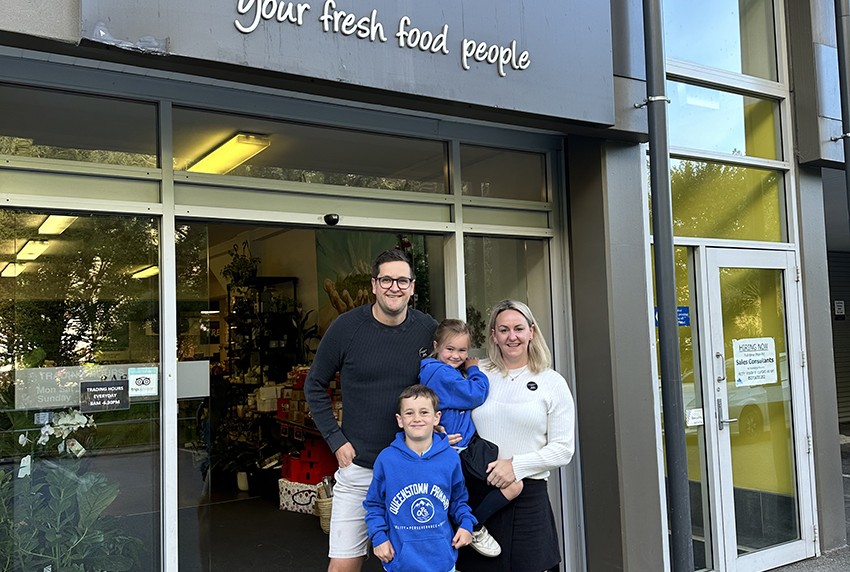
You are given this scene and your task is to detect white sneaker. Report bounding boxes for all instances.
[470,526,501,557]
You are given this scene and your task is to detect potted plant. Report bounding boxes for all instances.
[222,241,260,287]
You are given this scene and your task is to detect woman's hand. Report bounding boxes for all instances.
[334,442,356,468]
[373,540,395,563]
[486,458,517,489]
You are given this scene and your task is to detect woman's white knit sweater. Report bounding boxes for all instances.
[471,362,575,481]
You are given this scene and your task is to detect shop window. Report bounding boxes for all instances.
[668,81,782,161]
[173,220,444,570]
[651,158,786,242]
[461,145,547,201]
[0,84,158,167]
[0,209,161,571]
[173,108,447,194]
[463,236,552,351]
[663,0,778,81]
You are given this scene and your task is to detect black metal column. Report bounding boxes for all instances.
[642,1,694,570]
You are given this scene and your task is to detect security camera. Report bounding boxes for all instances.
[323,213,340,226]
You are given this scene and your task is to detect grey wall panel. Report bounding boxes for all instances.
[611,0,645,81]
[798,167,847,551]
[788,0,846,167]
[568,137,664,571]
[0,0,80,42]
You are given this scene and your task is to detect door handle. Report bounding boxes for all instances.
[717,398,738,430]
[715,351,726,383]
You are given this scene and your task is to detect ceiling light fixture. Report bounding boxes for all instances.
[187,133,271,174]
[16,240,50,261]
[131,265,160,279]
[38,215,78,235]
[1,263,27,277]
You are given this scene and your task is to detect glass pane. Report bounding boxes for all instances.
[668,81,781,161]
[669,158,785,242]
[463,236,551,350]
[173,108,447,194]
[664,0,777,80]
[461,145,547,201]
[717,267,799,551]
[174,221,444,570]
[0,209,161,570]
[654,247,713,571]
[0,83,158,167]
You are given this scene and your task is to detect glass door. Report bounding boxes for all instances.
[704,248,815,571]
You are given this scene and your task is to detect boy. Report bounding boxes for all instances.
[363,385,476,572]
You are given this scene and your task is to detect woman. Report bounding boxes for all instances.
[456,299,576,572]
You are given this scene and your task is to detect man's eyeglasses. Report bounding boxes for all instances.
[374,276,414,290]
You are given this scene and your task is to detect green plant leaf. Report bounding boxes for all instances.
[77,472,120,530]
[87,553,136,571]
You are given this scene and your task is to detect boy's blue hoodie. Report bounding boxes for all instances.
[418,358,489,448]
[363,431,477,572]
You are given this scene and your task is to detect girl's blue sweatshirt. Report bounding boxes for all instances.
[418,358,489,448]
[363,431,477,572]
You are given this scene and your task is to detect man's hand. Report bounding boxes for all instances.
[486,458,517,489]
[452,528,473,549]
[334,442,356,468]
[373,540,395,563]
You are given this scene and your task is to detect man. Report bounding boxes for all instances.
[305,248,437,572]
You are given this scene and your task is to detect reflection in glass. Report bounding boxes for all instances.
[173,108,447,194]
[718,267,799,551]
[174,221,444,570]
[664,0,777,80]
[461,145,547,201]
[0,84,158,167]
[667,159,784,242]
[0,209,160,570]
[654,247,713,571]
[668,81,781,160]
[463,236,551,351]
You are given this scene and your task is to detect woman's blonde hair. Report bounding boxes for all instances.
[485,299,551,375]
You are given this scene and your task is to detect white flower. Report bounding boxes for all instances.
[18,433,28,446]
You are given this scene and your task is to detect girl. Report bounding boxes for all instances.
[419,318,524,558]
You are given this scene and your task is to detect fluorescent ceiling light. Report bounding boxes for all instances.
[200,310,220,315]
[38,215,78,235]
[187,133,271,174]
[1,263,27,277]
[16,240,50,261]
[132,265,160,279]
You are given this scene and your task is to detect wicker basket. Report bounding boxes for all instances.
[315,497,333,534]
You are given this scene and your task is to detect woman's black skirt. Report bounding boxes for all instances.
[457,477,561,572]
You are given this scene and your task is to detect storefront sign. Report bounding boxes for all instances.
[15,363,158,409]
[80,379,131,413]
[732,337,778,387]
[80,0,613,123]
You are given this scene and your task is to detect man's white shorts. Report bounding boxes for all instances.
[328,463,373,559]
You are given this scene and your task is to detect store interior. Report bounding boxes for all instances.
[174,220,444,570]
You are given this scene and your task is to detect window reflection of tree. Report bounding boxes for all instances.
[0,211,160,377]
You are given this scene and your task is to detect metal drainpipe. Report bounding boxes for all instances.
[835,0,850,196]
[641,1,695,570]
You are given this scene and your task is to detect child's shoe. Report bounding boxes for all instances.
[470,526,501,557]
